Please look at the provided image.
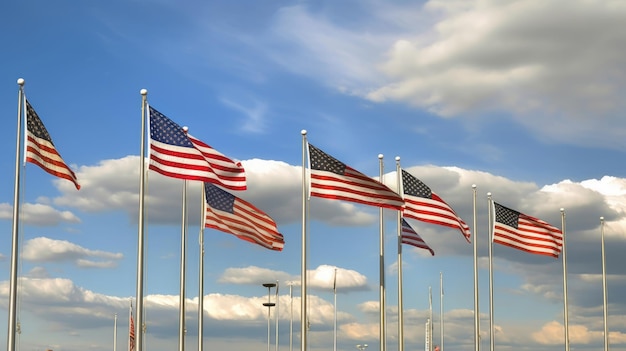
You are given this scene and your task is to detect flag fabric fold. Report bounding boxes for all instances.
[148,106,246,190]
[401,169,470,242]
[25,99,80,190]
[307,143,404,210]
[492,202,563,258]
[204,182,284,251]
[401,218,435,256]
[129,302,135,351]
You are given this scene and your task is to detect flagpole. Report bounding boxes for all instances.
[600,217,609,351]
[561,208,570,351]
[333,268,337,351]
[199,185,206,351]
[396,157,405,351]
[7,78,25,351]
[378,154,387,351]
[487,194,494,351]
[276,280,280,351]
[440,272,444,351]
[135,89,148,351]
[178,179,188,351]
[472,184,480,351]
[114,313,118,351]
[429,286,433,351]
[301,130,309,351]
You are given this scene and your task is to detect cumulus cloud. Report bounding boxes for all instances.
[0,202,80,226]
[22,237,123,268]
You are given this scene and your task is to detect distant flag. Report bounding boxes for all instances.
[25,99,80,190]
[401,218,435,256]
[148,106,246,190]
[307,143,404,210]
[204,182,284,251]
[401,170,470,242]
[129,302,135,351]
[492,202,563,258]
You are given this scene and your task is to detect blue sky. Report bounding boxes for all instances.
[1,1,626,351]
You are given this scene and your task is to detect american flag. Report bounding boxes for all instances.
[308,143,404,210]
[25,99,80,190]
[401,218,434,256]
[148,106,246,190]
[492,202,563,258]
[129,306,135,351]
[204,183,284,251]
[401,170,470,242]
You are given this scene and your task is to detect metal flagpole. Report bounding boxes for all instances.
[396,157,404,351]
[378,154,387,351]
[561,209,570,351]
[276,280,280,351]
[600,217,609,351]
[7,78,25,351]
[199,186,206,351]
[429,287,433,351]
[301,130,309,351]
[136,89,148,351]
[472,184,480,351]
[333,268,337,351]
[487,194,494,351]
[440,272,444,351]
[178,179,188,351]
[289,283,294,351]
[114,313,118,351]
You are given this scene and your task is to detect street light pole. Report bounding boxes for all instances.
[263,283,277,351]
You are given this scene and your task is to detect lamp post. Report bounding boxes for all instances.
[263,283,277,351]
[356,344,368,351]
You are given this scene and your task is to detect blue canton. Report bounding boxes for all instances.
[149,106,194,147]
[402,170,432,198]
[494,202,519,228]
[25,100,53,143]
[205,183,235,214]
[309,144,346,174]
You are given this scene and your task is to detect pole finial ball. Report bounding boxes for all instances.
[140,89,148,95]
[17,78,25,85]
[301,129,307,135]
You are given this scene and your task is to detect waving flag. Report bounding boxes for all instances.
[129,303,135,351]
[401,218,434,256]
[148,106,246,190]
[308,143,404,210]
[492,202,563,258]
[401,170,470,242]
[204,183,284,251]
[25,99,80,190]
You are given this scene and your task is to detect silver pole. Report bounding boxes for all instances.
[429,287,433,351]
[114,313,118,351]
[396,157,404,351]
[472,184,480,351]
[301,130,308,351]
[487,194,494,351]
[199,186,206,351]
[600,217,609,351]
[561,209,570,351]
[276,280,280,351]
[136,89,148,351]
[7,78,25,351]
[440,272,444,351]
[378,154,387,351]
[178,180,188,351]
[289,283,293,351]
[334,269,338,351]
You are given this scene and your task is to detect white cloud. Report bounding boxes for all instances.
[22,237,123,267]
[0,202,80,226]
